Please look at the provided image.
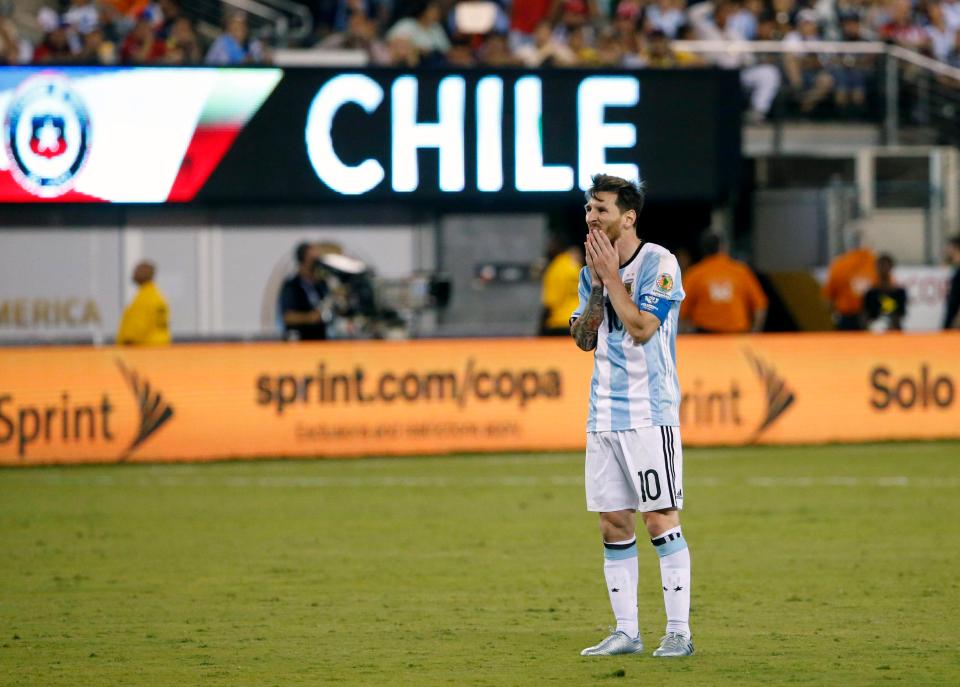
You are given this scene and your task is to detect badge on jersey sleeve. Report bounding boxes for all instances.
[655,273,674,295]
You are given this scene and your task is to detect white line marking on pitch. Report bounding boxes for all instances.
[9,475,960,488]
[745,476,960,487]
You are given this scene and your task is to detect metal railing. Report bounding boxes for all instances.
[188,0,313,46]
[691,41,960,265]
[672,40,960,146]
[890,46,960,145]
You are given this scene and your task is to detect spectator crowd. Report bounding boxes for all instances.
[1,0,958,119]
[310,0,960,76]
[6,0,960,66]
[0,0,268,66]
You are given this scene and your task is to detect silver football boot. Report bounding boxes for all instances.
[580,631,644,656]
[652,632,694,657]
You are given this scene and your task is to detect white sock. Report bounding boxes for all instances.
[603,537,639,638]
[652,526,691,637]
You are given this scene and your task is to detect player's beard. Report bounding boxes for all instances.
[602,218,623,243]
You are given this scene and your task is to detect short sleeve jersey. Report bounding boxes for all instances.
[824,248,878,316]
[280,275,328,341]
[116,282,171,345]
[542,251,582,330]
[571,242,685,431]
[680,254,768,333]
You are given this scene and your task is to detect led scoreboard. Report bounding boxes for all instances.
[0,67,740,205]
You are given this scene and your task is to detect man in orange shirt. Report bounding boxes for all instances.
[823,239,878,330]
[680,234,768,333]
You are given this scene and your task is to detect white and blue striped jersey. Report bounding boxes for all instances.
[571,241,685,431]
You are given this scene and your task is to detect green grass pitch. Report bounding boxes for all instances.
[2,443,959,686]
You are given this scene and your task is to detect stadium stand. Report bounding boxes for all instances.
[7,0,960,72]
[8,0,960,151]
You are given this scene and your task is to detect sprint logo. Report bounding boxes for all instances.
[115,359,175,459]
[679,348,796,442]
[0,360,174,460]
[743,349,796,442]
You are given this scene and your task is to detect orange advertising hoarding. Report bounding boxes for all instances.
[1,334,958,465]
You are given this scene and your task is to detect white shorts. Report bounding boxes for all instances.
[585,426,684,513]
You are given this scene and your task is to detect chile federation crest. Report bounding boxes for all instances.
[4,76,91,198]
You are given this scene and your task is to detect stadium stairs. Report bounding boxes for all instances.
[765,271,835,332]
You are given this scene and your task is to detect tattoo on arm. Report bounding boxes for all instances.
[571,286,604,351]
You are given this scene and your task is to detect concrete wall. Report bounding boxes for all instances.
[0,220,436,342]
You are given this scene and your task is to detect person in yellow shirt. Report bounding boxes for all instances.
[116,261,171,345]
[681,234,768,333]
[540,238,584,336]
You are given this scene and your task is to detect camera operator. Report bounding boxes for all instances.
[280,242,330,341]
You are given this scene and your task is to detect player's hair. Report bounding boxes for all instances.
[701,232,722,256]
[949,235,960,250]
[586,174,646,219]
[295,242,311,265]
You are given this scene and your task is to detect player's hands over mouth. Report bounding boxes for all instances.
[584,229,603,287]
[585,227,620,285]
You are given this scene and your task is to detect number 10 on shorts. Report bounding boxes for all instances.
[638,470,661,502]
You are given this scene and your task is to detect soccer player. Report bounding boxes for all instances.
[570,174,692,658]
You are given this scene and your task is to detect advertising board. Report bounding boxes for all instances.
[2,334,957,465]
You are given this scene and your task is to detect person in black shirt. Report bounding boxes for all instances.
[280,242,329,341]
[945,236,960,330]
[863,253,907,332]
